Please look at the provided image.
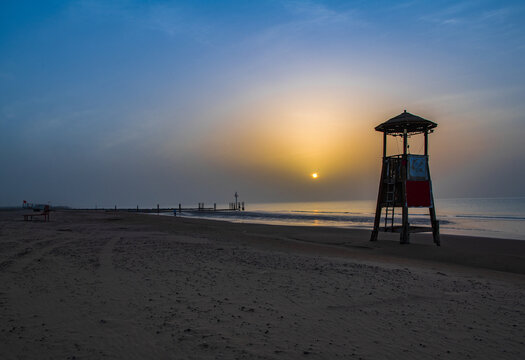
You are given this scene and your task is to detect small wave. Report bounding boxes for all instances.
[455,215,525,221]
[179,210,452,226]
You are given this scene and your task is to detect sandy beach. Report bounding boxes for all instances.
[1,210,524,359]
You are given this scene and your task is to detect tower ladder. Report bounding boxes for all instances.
[384,181,396,231]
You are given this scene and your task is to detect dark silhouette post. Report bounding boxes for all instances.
[401,128,409,244]
[370,110,440,245]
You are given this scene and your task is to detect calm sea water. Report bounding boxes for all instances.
[172,198,525,240]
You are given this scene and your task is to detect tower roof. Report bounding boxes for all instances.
[375,110,437,134]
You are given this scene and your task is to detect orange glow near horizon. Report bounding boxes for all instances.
[312,172,319,179]
[195,88,383,183]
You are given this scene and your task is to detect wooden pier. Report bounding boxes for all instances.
[89,201,246,215]
[85,193,246,215]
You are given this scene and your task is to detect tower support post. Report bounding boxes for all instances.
[429,206,440,245]
[370,158,386,241]
[400,157,409,244]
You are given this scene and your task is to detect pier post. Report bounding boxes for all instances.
[242,201,245,211]
[157,204,159,214]
[137,205,139,212]
[214,203,216,211]
[114,205,117,212]
[179,203,181,213]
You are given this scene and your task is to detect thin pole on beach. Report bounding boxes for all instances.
[424,131,428,155]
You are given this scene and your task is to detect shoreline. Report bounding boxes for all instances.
[1,210,524,358]
[155,207,525,241]
[155,211,525,275]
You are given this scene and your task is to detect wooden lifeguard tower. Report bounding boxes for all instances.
[370,110,440,245]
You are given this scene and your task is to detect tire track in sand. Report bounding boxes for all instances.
[96,236,164,359]
[98,237,120,299]
[0,238,70,273]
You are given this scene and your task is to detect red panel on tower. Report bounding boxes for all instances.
[406,181,431,207]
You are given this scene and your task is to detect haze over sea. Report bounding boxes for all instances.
[173,197,525,240]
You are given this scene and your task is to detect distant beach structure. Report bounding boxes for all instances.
[230,191,244,211]
[370,110,440,245]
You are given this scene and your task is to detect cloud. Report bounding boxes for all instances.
[418,1,472,26]
[138,3,213,45]
[243,0,366,47]
[480,7,512,22]
[67,0,213,44]
[284,0,360,25]
[418,1,520,28]
[386,1,420,10]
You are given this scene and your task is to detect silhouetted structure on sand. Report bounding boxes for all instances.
[370,110,440,245]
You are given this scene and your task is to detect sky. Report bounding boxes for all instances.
[1,0,525,208]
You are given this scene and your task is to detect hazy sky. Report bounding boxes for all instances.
[2,0,525,208]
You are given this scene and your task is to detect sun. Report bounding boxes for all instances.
[311,172,319,179]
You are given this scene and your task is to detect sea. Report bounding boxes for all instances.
[170,197,525,240]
